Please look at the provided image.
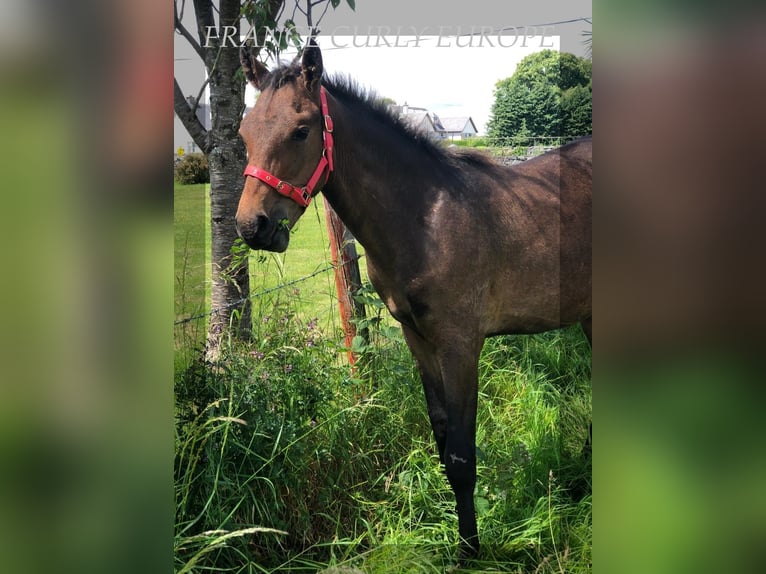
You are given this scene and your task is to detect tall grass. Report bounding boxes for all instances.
[174,290,591,573]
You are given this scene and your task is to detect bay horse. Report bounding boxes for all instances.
[235,41,592,558]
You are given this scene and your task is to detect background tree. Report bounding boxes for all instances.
[487,49,592,145]
[174,0,352,360]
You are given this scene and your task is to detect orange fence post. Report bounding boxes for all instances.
[323,199,366,366]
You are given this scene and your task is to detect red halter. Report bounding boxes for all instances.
[242,87,334,208]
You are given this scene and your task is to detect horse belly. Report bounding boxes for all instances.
[481,250,591,336]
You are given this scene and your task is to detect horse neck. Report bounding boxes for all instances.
[321,93,445,260]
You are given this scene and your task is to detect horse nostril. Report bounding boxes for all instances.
[255,214,269,231]
[236,213,271,245]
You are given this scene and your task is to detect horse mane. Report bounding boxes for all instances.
[322,73,449,161]
[260,61,504,178]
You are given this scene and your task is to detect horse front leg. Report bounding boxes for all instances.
[437,339,483,559]
[402,325,481,557]
[402,324,483,558]
[401,325,447,461]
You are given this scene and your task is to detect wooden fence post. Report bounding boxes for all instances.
[323,198,366,365]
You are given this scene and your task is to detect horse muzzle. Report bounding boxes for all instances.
[235,213,290,252]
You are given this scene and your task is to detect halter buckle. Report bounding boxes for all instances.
[324,115,334,133]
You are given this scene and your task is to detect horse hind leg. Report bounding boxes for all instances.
[580,316,592,457]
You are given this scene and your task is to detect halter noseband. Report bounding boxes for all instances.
[242,87,334,208]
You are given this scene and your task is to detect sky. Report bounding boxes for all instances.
[173,5,594,152]
[243,34,561,135]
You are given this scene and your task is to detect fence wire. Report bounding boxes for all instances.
[173,253,365,326]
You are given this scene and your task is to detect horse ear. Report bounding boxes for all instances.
[300,37,323,94]
[240,45,269,90]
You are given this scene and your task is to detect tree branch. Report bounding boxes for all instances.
[241,0,290,64]
[190,76,211,117]
[174,77,211,154]
[174,1,204,61]
[306,0,331,34]
[192,0,217,54]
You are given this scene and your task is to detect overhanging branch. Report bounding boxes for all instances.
[175,1,204,61]
[174,77,211,154]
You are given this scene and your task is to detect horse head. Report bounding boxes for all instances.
[236,39,330,252]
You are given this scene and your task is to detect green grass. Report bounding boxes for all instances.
[174,182,367,363]
[246,195,368,333]
[174,182,209,364]
[174,321,591,573]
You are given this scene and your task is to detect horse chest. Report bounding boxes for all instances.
[376,282,416,325]
[366,262,426,330]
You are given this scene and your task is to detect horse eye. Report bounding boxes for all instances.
[291,126,310,141]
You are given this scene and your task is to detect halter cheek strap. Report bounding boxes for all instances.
[243,87,334,208]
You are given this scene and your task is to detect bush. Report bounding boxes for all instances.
[173,300,428,571]
[174,153,209,184]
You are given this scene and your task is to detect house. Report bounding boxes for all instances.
[400,110,440,138]
[389,102,478,141]
[439,117,479,140]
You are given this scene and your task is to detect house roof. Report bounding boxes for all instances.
[400,111,436,132]
[387,103,478,136]
[439,117,477,133]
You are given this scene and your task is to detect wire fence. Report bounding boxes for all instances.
[173,253,365,327]
[174,138,589,331]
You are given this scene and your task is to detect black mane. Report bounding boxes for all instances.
[323,73,450,163]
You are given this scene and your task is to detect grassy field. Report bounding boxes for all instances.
[174,182,367,361]
[174,182,592,573]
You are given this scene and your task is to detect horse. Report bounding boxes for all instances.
[235,40,592,558]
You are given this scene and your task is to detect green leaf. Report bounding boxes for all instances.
[381,326,401,340]
[351,335,368,353]
[475,495,490,517]
[346,0,356,10]
[330,0,341,8]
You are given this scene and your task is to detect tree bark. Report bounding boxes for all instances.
[202,0,252,360]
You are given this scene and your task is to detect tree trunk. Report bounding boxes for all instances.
[207,143,251,360]
[203,2,251,361]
